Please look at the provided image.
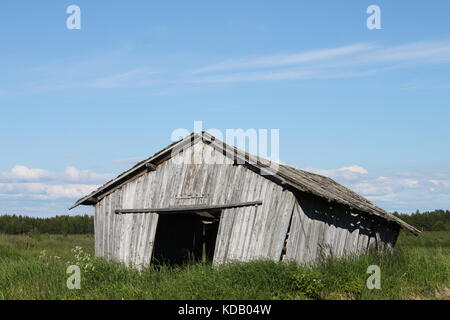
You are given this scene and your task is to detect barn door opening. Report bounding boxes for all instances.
[151,211,220,265]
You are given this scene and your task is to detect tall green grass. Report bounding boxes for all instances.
[0,232,448,300]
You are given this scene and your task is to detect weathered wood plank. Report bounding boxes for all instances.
[115,201,263,214]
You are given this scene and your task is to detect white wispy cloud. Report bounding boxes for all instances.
[0,165,113,184]
[89,69,160,89]
[64,166,114,183]
[429,179,450,191]
[0,183,99,200]
[189,40,450,84]
[359,40,450,65]
[304,165,450,212]
[191,44,374,74]
[352,176,419,195]
[305,165,368,181]
[0,166,53,181]
[0,165,113,201]
[0,165,55,181]
[10,39,450,94]
[402,83,450,91]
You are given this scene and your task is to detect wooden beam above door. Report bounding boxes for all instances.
[115,200,263,215]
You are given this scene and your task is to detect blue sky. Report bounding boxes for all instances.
[0,0,449,216]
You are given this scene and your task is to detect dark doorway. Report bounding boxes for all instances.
[151,211,220,265]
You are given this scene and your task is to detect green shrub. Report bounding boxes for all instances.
[291,268,324,299]
[329,278,366,299]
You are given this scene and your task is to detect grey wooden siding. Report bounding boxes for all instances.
[94,142,296,268]
[284,193,399,264]
[213,180,296,264]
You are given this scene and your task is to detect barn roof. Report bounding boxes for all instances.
[69,132,420,236]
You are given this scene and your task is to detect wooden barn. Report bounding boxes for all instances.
[70,132,420,268]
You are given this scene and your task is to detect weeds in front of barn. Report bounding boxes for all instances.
[0,232,448,300]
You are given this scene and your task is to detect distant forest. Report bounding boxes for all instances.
[0,210,448,235]
[0,214,94,235]
[393,210,450,232]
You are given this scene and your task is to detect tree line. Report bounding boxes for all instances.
[0,209,448,235]
[393,210,450,231]
[0,214,94,235]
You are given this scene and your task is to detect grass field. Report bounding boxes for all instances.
[0,231,448,300]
